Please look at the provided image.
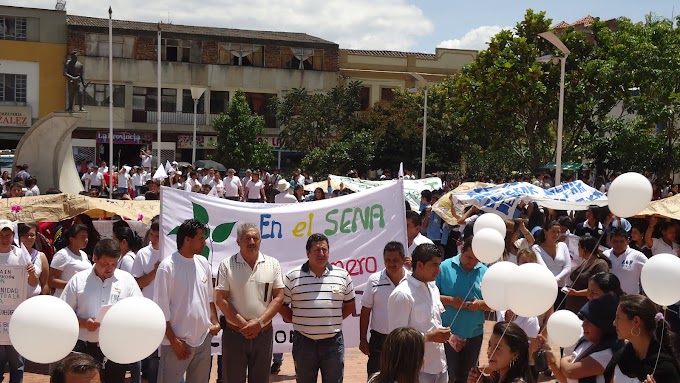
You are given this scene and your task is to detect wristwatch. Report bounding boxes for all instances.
[257,318,265,328]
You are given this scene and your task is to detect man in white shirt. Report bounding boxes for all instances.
[604,228,647,295]
[185,171,199,192]
[89,167,105,192]
[388,243,451,383]
[201,168,214,186]
[24,177,40,196]
[241,169,252,188]
[97,161,108,174]
[215,223,284,383]
[132,167,147,196]
[406,211,434,268]
[154,219,220,383]
[274,179,297,203]
[223,169,243,201]
[359,241,407,376]
[0,220,38,383]
[140,149,152,170]
[61,239,142,383]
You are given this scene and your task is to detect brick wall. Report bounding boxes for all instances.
[264,45,281,69]
[67,30,86,56]
[324,47,339,72]
[202,41,218,64]
[135,36,156,61]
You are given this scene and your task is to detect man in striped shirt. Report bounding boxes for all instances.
[279,233,356,383]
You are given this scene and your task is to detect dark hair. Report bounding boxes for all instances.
[383,241,405,257]
[579,235,612,268]
[150,215,160,232]
[93,238,121,259]
[25,177,35,188]
[46,188,62,194]
[144,191,159,200]
[589,272,624,298]
[305,233,329,252]
[618,295,680,363]
[17,222,37,239]
[313,187,325,200]
[176,219,206,250]
[113,227,142,253]
[51,352,100,383]
[371,327,424,383]
[66,224,89,243]
[610,227,629,239]
[412,243,441,271]
[492,322,534,383]
[406,210,422,227]
[462,235,474,252]
[420,190,432,201]
[557,216,572,231]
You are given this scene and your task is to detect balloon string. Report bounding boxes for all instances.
[447,282,478,328]
[652,307,666,377]
[475,320,510,383]
[555,228,608,312]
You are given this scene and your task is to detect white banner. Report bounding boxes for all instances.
[160,181,407,352]
[0,265,27,345]
[456,181,608,219]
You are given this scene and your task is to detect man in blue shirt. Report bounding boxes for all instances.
[435,236,490,383]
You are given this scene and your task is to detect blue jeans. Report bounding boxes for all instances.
[0,346,23,383]
[129,361,141,383]
[419,371,449,383]
[292,331,344,383]
[273,353,283,363]
[144,354,159,383]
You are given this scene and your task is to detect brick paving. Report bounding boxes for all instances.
[18,322,557,383]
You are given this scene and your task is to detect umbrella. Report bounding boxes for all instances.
[176,161,191,168]
[193,160,226,172]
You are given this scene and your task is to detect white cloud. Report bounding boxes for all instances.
[11,0,433,51]
[438,25,509,51]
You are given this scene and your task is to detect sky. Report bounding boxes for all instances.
[9,0,680,52]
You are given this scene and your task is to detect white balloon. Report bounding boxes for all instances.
[9,296,79,363]
[99,297,166,364]
[641,253,680,306]
[507,263,558,317]
[547,310,583,348]
[607,172,653,218]
[472,228,505,264]
[473,213,507,237]
[480,261,518,311]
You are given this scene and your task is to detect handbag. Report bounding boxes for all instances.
[533,349,548,372]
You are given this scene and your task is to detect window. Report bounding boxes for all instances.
[358,87,370,111]
[0,74,27,103]
[160,39,201,63]
[381,88,395,102]
[161,88,177,112]
[84,84,125,107]
[133,87,155,111]
[210,91,229,114]
[181,89,205,113]
[281,47,323,70]
[0,16,26,41]
[85,34,135,58]
[245,92,277,129]
[218,43,263,66]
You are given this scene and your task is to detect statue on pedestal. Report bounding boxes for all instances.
[64,51,85,112]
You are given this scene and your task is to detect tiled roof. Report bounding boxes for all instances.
[573,15,595,26]
[552,21,570,29]
[66,15,337,46]
[345,49,436,59]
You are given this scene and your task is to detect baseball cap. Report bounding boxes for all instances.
[0,220,13,232]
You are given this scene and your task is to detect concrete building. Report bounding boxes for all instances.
[66,14,339,168]
[339,48,477,109]
[0,5,67,148]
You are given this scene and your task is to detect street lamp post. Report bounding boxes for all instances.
[410,72,428,178]
[538,31,570,186]
[190,86,206,165]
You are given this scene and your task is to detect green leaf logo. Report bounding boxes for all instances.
[213,222,236,243]
[193,203,209,224]
[166,202,238,259]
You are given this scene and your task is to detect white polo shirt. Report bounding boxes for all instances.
[361,269,406,335]
[407,233,434,256]
[131,245,161,300]
[154,252,214,347]
[603,246,647,295]
[215,252,283,326]
[223,176,241,198]
[51,247,92,297]
[118,251,135,273]
[60,268,142,342]
[650,237,679,256]
[388,274,446,375]
[283,262,355,340]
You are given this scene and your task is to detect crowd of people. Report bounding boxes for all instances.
[2,155,680,383]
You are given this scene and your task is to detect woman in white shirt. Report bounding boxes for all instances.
[644,217,679,256]
[18,223,49,295]
[209,171,225,198]
[49,224,92,297]
[547,294,623,383]
[244,171,266,203]
[113,226,142,273]
[532,220,571,310]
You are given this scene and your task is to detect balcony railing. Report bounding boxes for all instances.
[132,110,206,125]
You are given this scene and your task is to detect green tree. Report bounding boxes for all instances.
[300,130,375,176]
[274,81,363,152]
[212,90,273,170]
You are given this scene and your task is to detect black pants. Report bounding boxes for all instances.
[74,340,128,383]
[225,196,239,201]
[247,198,262,203]
[366,330,387,377]
[444,334,483,383]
